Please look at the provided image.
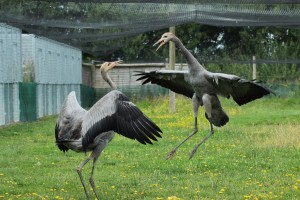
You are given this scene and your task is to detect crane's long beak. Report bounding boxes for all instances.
[153,39,165,51]
[114,60,123,65]
[109,60,123,69]
[100,60,123,73]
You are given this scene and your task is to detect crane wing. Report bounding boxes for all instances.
[135,70,194,98]
[206,72,275,106]
[81,90,162,149]
[55,91,87,151]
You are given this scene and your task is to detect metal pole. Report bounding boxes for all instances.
[169,26,176,113]
[91,60,96,87]
[252,55,257,81]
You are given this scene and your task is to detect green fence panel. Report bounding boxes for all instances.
[269,83,300,97]
[19,82,37,121]
[81,84,96,108]
[95,85,168,103]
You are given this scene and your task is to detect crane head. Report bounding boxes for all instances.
[100,60,123,73]
[153,32,175,51]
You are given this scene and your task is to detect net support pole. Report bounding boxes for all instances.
[91,60,96,87]
[252,56,257,81]
[169,26,176,113]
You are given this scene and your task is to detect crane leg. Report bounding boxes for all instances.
[166,94,201,160]
[89,156,100,200]
[189,121,214,159]
[77,157,92,200]
[165,117,198,160]
[88,141,108,200]
[76,142,107,200]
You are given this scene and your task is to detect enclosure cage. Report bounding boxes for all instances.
[0,23,83,125]
[1,1,300,125]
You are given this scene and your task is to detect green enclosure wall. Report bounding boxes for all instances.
[19,82,37,121]
[80,84,96,108]
[95,85,168,102]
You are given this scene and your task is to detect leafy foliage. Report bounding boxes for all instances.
[102,23,300,83]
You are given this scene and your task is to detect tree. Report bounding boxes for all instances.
[102,23,300,83]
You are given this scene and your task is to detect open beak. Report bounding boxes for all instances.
[100,60,123,73]
[153,39,165,51]
[109,60,123,68]
[114,60,123,65]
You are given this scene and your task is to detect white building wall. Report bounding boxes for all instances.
[22,34,82,84]
[22,34,82,118]
[0,23,22,83]
[0,23,22,125]
[0,24,82,125]
[0,84,4,125]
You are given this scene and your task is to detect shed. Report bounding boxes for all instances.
[21,34,82,118]
[0,23,22,125]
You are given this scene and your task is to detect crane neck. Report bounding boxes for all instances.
[101,70,117,90]
[172,36,205,73]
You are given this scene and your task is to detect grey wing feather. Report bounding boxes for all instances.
[55,91,87,151]
[81,90,162,150]
[135,70,194,98]
[206,72,275,106]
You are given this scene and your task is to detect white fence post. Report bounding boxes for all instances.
[169,26,176,113]
[252,55,257,81]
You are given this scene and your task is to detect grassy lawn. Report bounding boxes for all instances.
[0,95,299,200]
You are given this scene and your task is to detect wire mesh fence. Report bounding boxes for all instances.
[95,85,168,103]
[80,84,96,108]
[1,2,300,126]
[0,1,299,56]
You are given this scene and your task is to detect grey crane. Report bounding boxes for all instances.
[136,32,274,160]
[55,60,162,200]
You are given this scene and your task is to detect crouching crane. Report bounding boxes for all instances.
[136,32,274,160]
[55,60,162,200]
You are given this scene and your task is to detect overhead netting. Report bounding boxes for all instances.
[0,0,299,56]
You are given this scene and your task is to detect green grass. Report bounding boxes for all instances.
[0,96,299,200]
